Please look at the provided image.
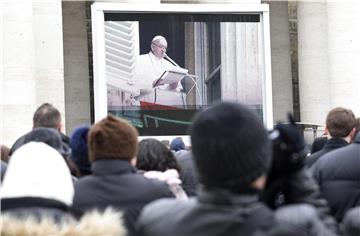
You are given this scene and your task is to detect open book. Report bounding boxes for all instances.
[153,67,189,87]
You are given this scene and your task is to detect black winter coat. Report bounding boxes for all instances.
[175,151,199,196]
[312,134,360,222]
[306,137,348,167]
[341,206,360,236]
[137,188,337,236]
[72,159,174,236]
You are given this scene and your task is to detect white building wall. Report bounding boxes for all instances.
[1,0,64,147]
[327,1,360,113]
[298,0,360,127]
[298,1,329,125]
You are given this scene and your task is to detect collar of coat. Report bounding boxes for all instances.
[91,159,137,176]
[323,137,348,150]
[1,197,69,212]
[1,207,125,236]
[197,187,260,206]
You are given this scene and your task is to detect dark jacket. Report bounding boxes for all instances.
[306,137,348,167]
[1,197,125,236]
[9,129,71,159]
[72,159,174,236]
[341,206,360,236]
[175,151,199,196]
[312,134,360,222]
[1,160,7,182]
[1,197,72,223]
[137,188,336,236]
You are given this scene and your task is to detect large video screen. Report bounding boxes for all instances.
[92,4,272,135]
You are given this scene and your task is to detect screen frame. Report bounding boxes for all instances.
[91,3,273,132]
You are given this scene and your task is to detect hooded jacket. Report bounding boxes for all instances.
[1,142,125,236]
[1,142,73,204]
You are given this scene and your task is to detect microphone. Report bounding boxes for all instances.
[164,53,180,67]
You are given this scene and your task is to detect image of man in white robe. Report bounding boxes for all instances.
[132,35,186,107]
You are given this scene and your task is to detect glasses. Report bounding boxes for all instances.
[152,42,168,50]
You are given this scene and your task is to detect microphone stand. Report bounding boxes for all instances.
[164,54,181,68]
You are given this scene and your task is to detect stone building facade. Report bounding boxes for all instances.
[2,0,359,146]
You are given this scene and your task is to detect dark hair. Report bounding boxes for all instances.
[326,107,356,138]
[1,145,10,162]
[136,138,180,172]
[33,103,61,129]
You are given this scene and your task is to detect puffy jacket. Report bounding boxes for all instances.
[341,206,360,236]
[137,187,337,236]
[312,134,360,222]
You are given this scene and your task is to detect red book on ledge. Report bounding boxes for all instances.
[140,101,180,110]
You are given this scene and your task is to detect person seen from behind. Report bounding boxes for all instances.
[1,142,124,236]
[306,107,356,167]
[137,102,338,236]
[72,115,174,236]
[136,138,188,200]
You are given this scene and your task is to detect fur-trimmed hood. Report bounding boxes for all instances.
[1,208,126,236]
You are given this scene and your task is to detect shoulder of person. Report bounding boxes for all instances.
[274,203,338,236]
[9,135,26,156]
[138,198,193,228]
[138,174,176,197]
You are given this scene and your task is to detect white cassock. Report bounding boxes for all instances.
[132,52,185,107]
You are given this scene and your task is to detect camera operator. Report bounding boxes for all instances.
[262,114,338,234]
[137,102,338,236]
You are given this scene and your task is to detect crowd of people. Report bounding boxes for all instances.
[1,102,360,235]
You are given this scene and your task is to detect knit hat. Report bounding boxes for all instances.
[1,142,74,206]
[88,115,138,162]
[170,137,185,152]
[190,102,271,193]
[70,126,91,175]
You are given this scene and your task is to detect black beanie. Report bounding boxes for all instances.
[190,102,271,193]
[70,126,91,175]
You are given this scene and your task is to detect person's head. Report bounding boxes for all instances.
[170,137,185,152]
[70,126,91,176]
[88,115,138,163]
[33,103,62,131]
[1,145,10,162]
[1,142,74,206]
[325,107,356,140]
[150,35,167,59]
[136,138,180,172]
[190,102,271,194]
